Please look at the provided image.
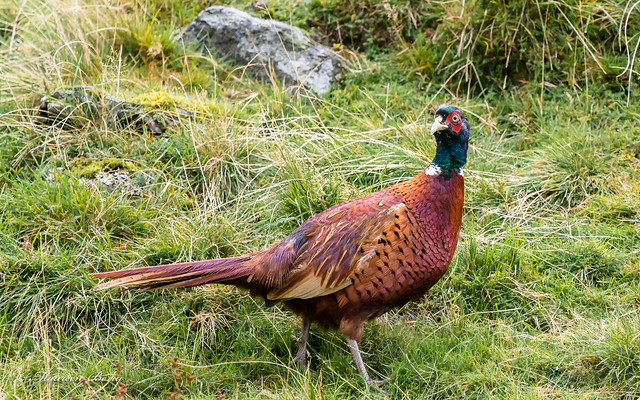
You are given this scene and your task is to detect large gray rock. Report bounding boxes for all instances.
[179,6,343,96]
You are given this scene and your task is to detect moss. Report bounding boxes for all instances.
[71,158,137,179]
[130,90,187,110]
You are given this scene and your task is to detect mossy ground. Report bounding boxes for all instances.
[0,0,639,399]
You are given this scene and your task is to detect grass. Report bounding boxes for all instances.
[0,0,639,398]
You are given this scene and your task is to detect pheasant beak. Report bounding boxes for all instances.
[431,115,449,135]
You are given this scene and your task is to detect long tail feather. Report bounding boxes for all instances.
[93,255,255,291]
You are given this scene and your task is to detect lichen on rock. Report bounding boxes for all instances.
[68,158,144,196]
[39,86,193,134]
[71,158,137,179]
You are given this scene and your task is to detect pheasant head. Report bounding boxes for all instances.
[428,105,470,174]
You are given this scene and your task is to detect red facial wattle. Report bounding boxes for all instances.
[445,112,462,133]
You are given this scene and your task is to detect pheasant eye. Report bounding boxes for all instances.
[452,114,460,123]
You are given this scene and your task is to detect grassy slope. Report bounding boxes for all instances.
[0,0,639,398]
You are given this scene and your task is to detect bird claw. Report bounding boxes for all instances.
[365,377,389,394]
[292,352,307,367]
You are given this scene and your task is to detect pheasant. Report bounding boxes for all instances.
[93,105,470,388]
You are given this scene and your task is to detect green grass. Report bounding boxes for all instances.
[1,0,639,398]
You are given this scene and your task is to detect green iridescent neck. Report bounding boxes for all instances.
[432,135,467,172]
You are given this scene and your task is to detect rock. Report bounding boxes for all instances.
[179,6,343,96]
[44,164,144,196]
[90,170,142,196]
[77,168,147,197]
[40,86,101,124]
[45,158,150,196]
[39,86,193,134]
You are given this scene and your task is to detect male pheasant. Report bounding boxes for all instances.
[94,105,470,388]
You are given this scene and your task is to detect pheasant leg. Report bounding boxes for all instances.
[292,318,310,366]
[346,338,388,390]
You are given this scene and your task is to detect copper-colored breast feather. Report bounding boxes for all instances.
[336,173,463,311]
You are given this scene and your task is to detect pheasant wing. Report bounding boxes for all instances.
[266,190,405,300]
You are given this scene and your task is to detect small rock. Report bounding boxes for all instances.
[39,86,192,134]
[94,171,132,192]
[39,86,101,125]
[178,6,344,96]
[81,170,145,197]
[44,157,152,196]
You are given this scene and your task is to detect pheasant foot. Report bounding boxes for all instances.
[292,318,310,366]
[346,338,388,393]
